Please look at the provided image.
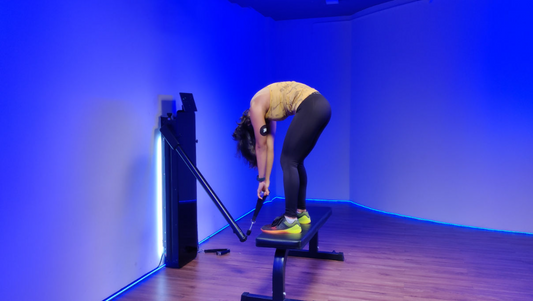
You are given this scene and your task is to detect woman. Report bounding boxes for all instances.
[233,81,331,234]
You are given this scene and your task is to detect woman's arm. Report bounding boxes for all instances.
[264,120,276,188]
[249,90,271,198]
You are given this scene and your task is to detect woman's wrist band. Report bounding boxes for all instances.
[257,176,266,182]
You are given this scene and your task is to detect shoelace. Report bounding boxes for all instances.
[270,216,284,227]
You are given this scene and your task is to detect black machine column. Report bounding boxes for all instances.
[161,96,199,268]
[160,93,247,269]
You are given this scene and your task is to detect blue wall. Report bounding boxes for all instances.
[271,18,352,201]
[350,0,533,233]
[2,0,532,300]
[0,0,273,300]
[253,0,533,234]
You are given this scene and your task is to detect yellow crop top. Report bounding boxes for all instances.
[265,82,318,121]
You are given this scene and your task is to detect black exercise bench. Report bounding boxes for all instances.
[241,206,344,301]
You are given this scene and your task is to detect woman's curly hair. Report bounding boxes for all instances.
[232,109,257,168]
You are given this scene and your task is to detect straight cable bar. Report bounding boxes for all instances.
[160,125,247,242]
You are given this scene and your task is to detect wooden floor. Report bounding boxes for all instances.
[115,200,533,301]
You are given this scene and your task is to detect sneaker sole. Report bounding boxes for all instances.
[261,225,302,234]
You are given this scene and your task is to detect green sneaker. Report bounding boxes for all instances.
[261,216,302,234]
[297,211,311,224]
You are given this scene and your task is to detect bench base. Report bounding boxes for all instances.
[241,292,301,301]
[241,217,344,301]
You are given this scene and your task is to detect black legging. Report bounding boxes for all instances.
[280,92,331,218]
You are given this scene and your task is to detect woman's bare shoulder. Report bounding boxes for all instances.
[250,87,270,111]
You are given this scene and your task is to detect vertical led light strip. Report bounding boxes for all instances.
[156,133,164,258]
[104,134,166,301]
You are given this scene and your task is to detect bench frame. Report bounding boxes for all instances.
[241,207,344,301]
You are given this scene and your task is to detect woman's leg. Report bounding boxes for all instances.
[297,163,307,211]
[280,93,331,218]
